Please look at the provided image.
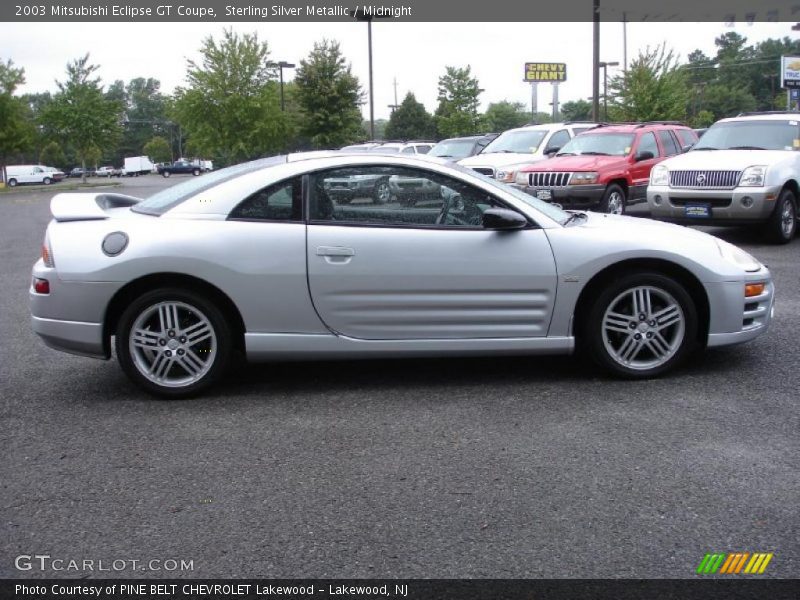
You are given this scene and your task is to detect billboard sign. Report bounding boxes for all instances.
[781,56,800,89]
[524,62,567,83]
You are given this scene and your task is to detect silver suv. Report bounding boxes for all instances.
[647,112,799,243]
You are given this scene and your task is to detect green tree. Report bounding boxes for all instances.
[608,45,689,122]
[294,39,364,148]
[559,99,593,122]
[41,54,123,182]
[143,136,172,163]
[39,141,65,168]
[385,93,435,140]
[0,59,35,183]
[481,100,529,132]
[115,78,170,162]
[172,29,288,166]
[434,66,483,138]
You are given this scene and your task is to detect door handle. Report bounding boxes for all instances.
[316,246,355,257]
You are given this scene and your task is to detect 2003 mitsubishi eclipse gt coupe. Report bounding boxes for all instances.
[30,152,775,397]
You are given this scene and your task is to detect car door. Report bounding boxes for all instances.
[306,164,558,340]
[629,131,661,200]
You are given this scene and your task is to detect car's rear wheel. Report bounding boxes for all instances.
[116,288,232,398]
[585,272,698,378]
[599,183,626,214]
[764,188,796,244]
[7,178,17,187]
[162,171,171,178]
[373,178,391,204]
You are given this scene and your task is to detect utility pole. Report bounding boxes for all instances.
[622,12,628,74]
[592,0,601,122]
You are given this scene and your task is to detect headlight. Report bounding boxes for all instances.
[717,239,762,272]
[739,165,766,187]
[496,170,516,183]
[650,164,669,186]
[515,172,529,186]
[570,172,598,185]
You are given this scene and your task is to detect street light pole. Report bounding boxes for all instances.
[275,61,295,112]
[592,0,601,122]
[599,61,619,121]
[367,18,375,139]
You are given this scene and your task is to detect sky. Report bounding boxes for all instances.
[0,21,797,121]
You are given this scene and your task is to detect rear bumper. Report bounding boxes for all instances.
[31,316,107,359]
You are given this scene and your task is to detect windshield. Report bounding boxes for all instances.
[693,120,799,151]
[557,133,635,156]
[133,156,286,215]
[482,130,547,154]
[429,139,477,159]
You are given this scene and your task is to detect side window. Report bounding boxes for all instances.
[547,129,570,151]
[309,165,509,229]
[416,145,432,154]
[402,146,416,154]
[675,129,698,150]
[636,132,659,158]
[657,130,679,156]
[229,177,302,221]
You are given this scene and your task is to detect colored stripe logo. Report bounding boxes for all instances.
[696,552,773,574]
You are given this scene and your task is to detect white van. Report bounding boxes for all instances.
[4,165,59,187]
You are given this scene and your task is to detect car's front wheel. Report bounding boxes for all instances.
[116,288,233,398]
[43,177,52,185]
[584,272,698,378]
[192,169,201,176]
[373,178,391,204]
[764,188,797,244]
[162,171,171,178]
[599,183,626,214]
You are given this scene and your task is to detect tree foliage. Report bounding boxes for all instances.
[294,39,364,149]
[172,29,288,166]
[608,45,689,122]
[434,66,483,138]
[143,136,172,163]
[0,59,35,180]
[560,99,592,122]
[385,93,435,140]
[40,54,122,181]
[481,101,529,132]
[39,141,65,167]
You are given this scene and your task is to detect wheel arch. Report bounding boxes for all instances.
[607,178,629,194]
[103,273,246,357]
[572,258,710,347]
[781,179,798,201]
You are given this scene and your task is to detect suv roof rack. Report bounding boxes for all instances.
[736,110,800,117]
[563,120,599,125]
[634,121,687,128]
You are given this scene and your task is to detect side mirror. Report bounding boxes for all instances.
[635,150,655,161]
[681,144,693,153]
[482,208,528,231]
[544,147,561,157]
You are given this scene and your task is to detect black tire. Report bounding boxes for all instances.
[162,170,171,178]
[399,196,416,208]
[43,177,52,185]
[598,183,627,214]
[764,188,797,244]
[192,169,201,176]
[8,178,17,187]
[583,271,698,378]
[115,288,233,399]
[372,177,391,204]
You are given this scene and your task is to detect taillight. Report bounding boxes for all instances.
[33,277,50,294]
[42,234,54,267]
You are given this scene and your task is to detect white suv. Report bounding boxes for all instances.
[648,112,799,244]
[458,121,598,183]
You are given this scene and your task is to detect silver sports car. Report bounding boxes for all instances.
[30,152,774,397]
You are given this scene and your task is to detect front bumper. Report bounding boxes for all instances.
[706,275,774,348]
[513,183,607,208]
[647,185,780,224]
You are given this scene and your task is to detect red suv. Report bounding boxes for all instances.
[513,122,698,214]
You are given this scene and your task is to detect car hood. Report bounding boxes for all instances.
[459,152,547,168]
[522,154,629,172]
[662,149,793,170]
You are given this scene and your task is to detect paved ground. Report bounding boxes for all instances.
[1,176,797,579]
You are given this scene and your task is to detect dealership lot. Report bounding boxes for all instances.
[1,176,798,578]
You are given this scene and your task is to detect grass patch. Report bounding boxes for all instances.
[0,181,122,194]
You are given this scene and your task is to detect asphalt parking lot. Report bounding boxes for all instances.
[1,175,798,579]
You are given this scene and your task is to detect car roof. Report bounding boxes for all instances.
[718,112,800,123]
[583,123,690,134]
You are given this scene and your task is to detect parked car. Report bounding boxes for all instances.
[69,167,96,178]
[41,166,66,183]
[648,112,799,244]
[514,122,698,214]
[340,143,382,152]
[31,152,773,397]
[157,160,204,177]
[4,165,63,186]
[459,122,599,183]
[96,166,122,178]
[124,156,155,176]
[428,134,500,160]
[323,173,392,204]
[371,141,435,155]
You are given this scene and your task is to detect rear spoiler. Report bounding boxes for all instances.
[50,193,142,222]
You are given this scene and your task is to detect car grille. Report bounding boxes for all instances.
[668,197,733,208]
[470,167,495,177]
[669,170,741,189]
[526,172,572,187]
